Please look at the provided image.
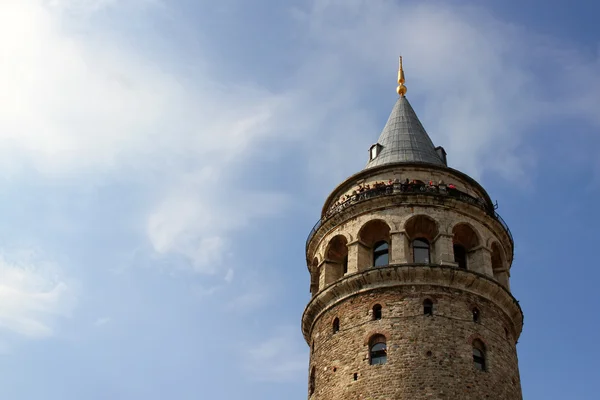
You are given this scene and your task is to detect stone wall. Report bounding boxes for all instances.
[305,163,523,400]
[311,202,511,293]
[308,286,522,400]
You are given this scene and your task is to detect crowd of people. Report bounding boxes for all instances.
[325,178,483,218]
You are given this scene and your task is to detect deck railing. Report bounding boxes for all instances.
[306,183,513,255]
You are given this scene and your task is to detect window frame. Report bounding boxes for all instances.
[369,335,387,365]
[472,340,486,371]
[413,238,431,263]
[372,304,382,320]
[372,240,389,267]
[453,243,467,269]
[332,317,340,334]
[369,143,382,160]
[472,307,480,323]
[423,298,433,316]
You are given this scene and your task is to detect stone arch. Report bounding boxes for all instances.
[322,235,349,284]
[472,338,487,371]
[326,235,349,262]
[332,316,340,334]
[423,298,434,316]
[358,219,392,246]
[404,215,439,241]
[372,303,383,320]
[405,215,439,264]
[491,241,510,289]
[367,333,388,365]
[356,219,392,270]
[490,241,505,270]
[466,333,488,346]
[452,222,481,250]
[363,329,392,346]
[452,222,481,270]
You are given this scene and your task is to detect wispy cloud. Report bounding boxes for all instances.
[242,325,308,383]
[146,170,290,274]
[2,0,599,339]
[293,1,600,183]
[0,1,292,277]
[0,248,76,339]
[46,0,159,14]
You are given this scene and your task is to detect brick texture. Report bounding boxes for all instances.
[304,164,523,399]
[308,287,522,399]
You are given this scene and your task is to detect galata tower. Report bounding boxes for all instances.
[303,58,523,399]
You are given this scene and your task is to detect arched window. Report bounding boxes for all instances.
[369,335,387,365]
[309,366,315,395]
[423,299,433,316]
[413,238,430,263]
[473,340,486,371]
[373,241,389,267]
[372,304,382,320]
[342,255,348,275]
[454,244,467,269]
[332,317,340,334]
[325,235,348,282]
[472,307,480,323]
[358,220,391,270]
[452,223,479,270]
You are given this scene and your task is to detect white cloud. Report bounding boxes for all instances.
[0,1,287,177]
[0,1,292,275]
[3,0,599,282]
[0,1,175,176]
[243,325,308,383]
[46,0,158,14]
[0,249,76,339]
[146,169,289,274]
[296,1,600,182]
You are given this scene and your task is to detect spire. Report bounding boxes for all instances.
[397,56,407,97]
[365,58,446,169]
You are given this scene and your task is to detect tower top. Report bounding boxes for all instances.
[397,56,407,97]
[366,57,445,169]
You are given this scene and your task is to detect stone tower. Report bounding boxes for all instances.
[303,59,523,399]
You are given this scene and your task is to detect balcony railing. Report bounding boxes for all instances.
[306,182,513,255]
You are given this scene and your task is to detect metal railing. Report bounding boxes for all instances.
[306,182,513,255]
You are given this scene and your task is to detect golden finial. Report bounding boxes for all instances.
[397,56,407,97]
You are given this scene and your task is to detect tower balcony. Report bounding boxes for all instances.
[306,182,513,264]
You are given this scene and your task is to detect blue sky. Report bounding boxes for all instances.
[0,0,598,399]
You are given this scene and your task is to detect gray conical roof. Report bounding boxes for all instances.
[365,96,445,169]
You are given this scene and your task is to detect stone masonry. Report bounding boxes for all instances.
[303,113,523,400]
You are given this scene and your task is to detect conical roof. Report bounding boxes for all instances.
[365,96,445,169]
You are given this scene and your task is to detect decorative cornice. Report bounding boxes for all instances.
[301,264,523,344]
